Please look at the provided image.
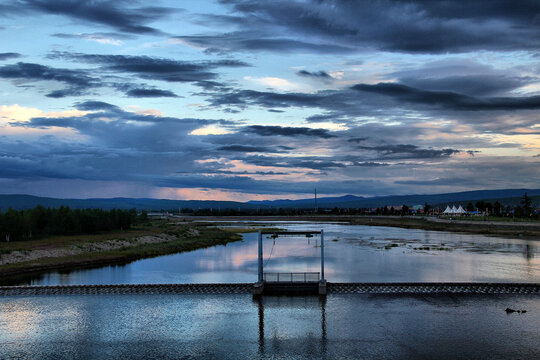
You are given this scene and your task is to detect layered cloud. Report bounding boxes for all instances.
[179,0,540,54]
[0,53,21,61]
[0,53,249,98]
[4,98,528,198]
[0,0,539,199]
[5,0,181,35]
[0,62,98,98]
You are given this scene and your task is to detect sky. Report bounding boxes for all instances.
[0,0,539,201]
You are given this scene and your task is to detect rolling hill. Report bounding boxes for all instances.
[0,188,539,211]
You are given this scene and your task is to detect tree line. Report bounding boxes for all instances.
[0,206,139,242]
[463,193,536,218]
[178,193,538,218]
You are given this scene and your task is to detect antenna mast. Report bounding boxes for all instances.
[315,188,318,213]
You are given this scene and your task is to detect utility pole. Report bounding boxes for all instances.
[315,188,318,213]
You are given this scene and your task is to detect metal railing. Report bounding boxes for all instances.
[263,272,320,283]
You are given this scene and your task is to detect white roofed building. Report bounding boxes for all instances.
[442,205,468,215]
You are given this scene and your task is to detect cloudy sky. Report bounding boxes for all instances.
[1,0,539,201]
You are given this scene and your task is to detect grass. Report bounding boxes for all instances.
[216,214,540,239]
[440,216,540,223]
[0,220,243,280]
[341,216,540,239]
[0,221,166,253]
[219,227,284,234]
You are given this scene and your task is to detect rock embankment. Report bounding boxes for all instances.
[0,233,181,266]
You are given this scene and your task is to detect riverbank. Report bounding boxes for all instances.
[349,216,540,238]
[185,215,540,239]
[0,221,242,282]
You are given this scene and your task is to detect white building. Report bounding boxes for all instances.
[442,205,466,214]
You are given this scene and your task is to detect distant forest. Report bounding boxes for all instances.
[0,206,144,242]
[181,193,539,219]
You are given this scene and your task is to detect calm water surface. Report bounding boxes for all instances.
[2,222,539,359]
[0,294,538,359]
[12,222,540,285]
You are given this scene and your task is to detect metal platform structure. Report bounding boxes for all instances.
[254,230,326,295]
[263,272,320,283]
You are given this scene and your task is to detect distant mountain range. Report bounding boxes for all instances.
[0,195,256,211]
[249,189,540,209]
[0,189,539,211]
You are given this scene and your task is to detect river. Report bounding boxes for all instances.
[12,222,539,285]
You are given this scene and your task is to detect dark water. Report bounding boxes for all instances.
[0,294,538,359]
[11,222,540,285]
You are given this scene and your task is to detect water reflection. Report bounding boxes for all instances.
[1,294,539,359]
[255,295,328,357]
[4,222,539,285]
[524,243,535,260]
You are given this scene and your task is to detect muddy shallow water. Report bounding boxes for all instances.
[8,222,538,285]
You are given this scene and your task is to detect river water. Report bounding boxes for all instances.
[2,222,539,359]
[12,222,539,285]
[1,294,539,359]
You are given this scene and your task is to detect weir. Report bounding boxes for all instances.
[0,283,538,296]
[2,230,539,297]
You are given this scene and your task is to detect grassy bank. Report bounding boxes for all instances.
[346,216,540,238]
[0,220,242,282]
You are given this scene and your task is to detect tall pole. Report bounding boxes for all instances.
[258,230,263,282]
[315,188,318,213]
[320,229,325,282]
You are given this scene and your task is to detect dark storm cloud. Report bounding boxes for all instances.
[19,0,180,35]
[305,113,347,123]
[21,110,213,134]
[356,144,461,159]
[197,0,540,54]
[348,138,368,143]
[224,141,462,173]
[10,101,227,163]
[244,125,335,138]
[217,145,283,153]
[201,122,465,170]
[239,155,345,170]
[154,174,397,195]
[296,70,332,80]
[5,100,538,195]
[176,34,355,54]
[0,155,82,180]
[74,101,121,112]
[0,52,248,99]
[390,59,532,96]
[0,62,97,98]
[207,85,501,130]
[125,88,178,98]
[0,53,21,61]
[51,52,249,85]
[207,89,333,109]
[46,89,86,98]
[207,84,540,137]
[399,75,527,97]
[354,162,389,167]
[352,83,540,111]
